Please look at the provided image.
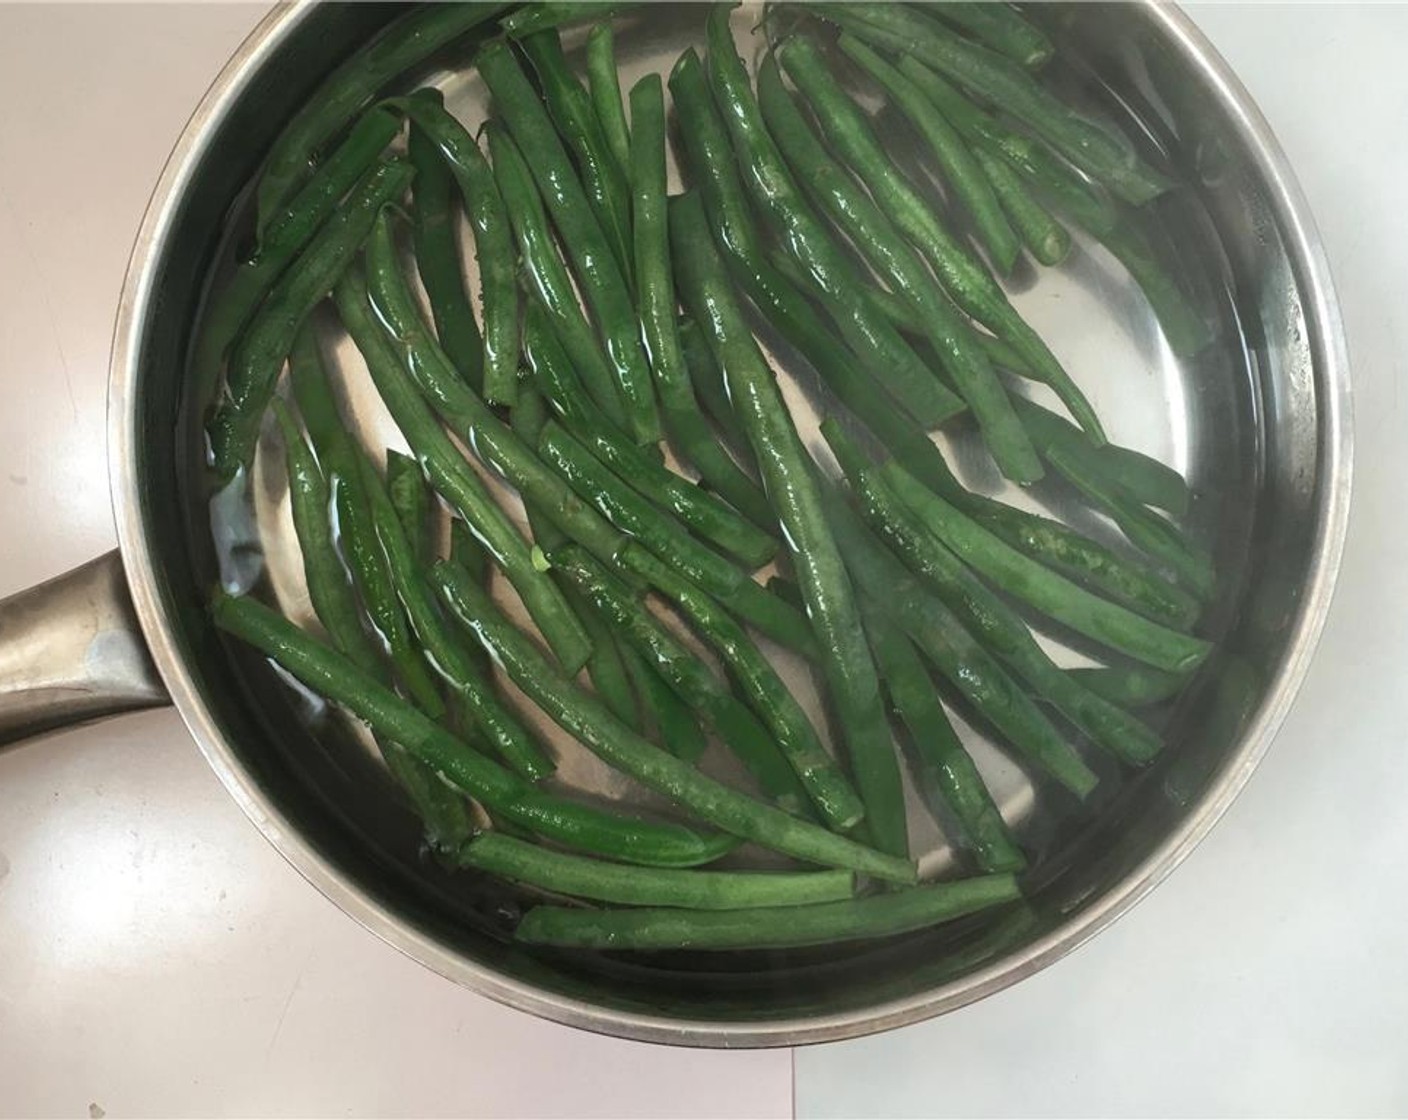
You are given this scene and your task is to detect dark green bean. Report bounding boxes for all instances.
[213,590,737,867]
[523,305,777,567]
[837,34,1020,275]
[775,35,1104,445]
[334,265,596,674]
[515,874,1019,950]
[757,52,1039,485]
[825,495,1099,798]
[925,1,1053,70]
[617,542,867,834]
[550,544,809,809]
[254,2,508,233]
[485,123,628,428]
[1093,212,1214,358]
[463,832,855,910]
[628,73,773,528]
[477,38,660,443]
[882,458,1212,673]
[392,94,520,404]
[693,33,964,431]
[520,29,635,287]
[510,382,570,557]
[571,586,640,727]
[617,644,709,763]
[679,317,752,457]
[860,607,1025,873]
[1069,664,1191,708]
[434,561,918,882]
[671,189,908,859]
[208,158,413,479]
[586,23,632,174]
[385,449,435,565]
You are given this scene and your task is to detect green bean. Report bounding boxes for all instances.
[757,53,1039,485]
[977,144,1071,266]
[450,517,491,582]
[881,458,1212,673]
[510,382,570,557]
[392,94,520,405]
[208,159,413,479]
[692,34,963,431]
[520,29,635,287]
[671,190,908,859]
[774,35,1104,446]
[572,587,640,727]
[254,2,508,234]
[825,495,1099,799]
[617,644,708,763]
[628,74,773,529]
[523,305,777,567]
[485,123,628,428]
[1069,664,1191,708]
[1093,212,1214,358]
[617,542,866,834]
[536,421,815,655]
[195,107,401,398]
[586,23,632,174]
[815,3,1172,206]
[516,874,1019,950]
[213,590,737,867]
[434,561,918,882]
[827,422,1161,767]
[1046,445,1215,600]
[679,317,752,457]
[334,265,595,674]
[407,110,484,390]
[925,1,1054,70]
[502,2,638,40]
[463,832,854,910]
[478,38,659,443]
[385,449,435,565]
[837,35,1020,275]
[550,545,809,808]
[860,606,1025,873]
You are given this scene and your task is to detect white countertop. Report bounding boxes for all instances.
[0,4,1402,1117]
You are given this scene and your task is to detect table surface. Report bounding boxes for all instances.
[0,5,1403,1118]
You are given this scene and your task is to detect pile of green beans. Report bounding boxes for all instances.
[204,1,1218,956]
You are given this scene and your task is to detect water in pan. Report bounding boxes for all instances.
[203,4,1252,929]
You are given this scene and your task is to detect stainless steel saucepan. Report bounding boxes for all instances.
[0,2,1351,1046]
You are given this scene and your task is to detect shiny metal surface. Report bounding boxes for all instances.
[0,551,165,745]
[91,0,1353,1046]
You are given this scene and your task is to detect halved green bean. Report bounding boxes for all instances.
[1069,664,1191,708]
[213,590,736,867]
[860,606,1025,873]
[478,38,660,443]
[254,2,508,234]
[671,189,908,858]
[617,542,866,834]
[516,874,1019,950]
[520,29,635,287]
[978,144,1071,266]
[837,34,1020,274]
[617,644,708,763]
[392,94,520,405]
[815,3,1171,205]
[486,123,628,428]
[536,421,814,655]
[692,34,963,431]
[586,23,632,174]
[825,495,1099,798]
[434,561,918,882]
[550,544,809,808]
[407,108,485,390]
[775,35,1103,445]
[757,52,1039,485]
[827,422,1160,767]
[208,158,413,479]
[334,265,595,674]
[464,832,854,910]
[925,1,1053,70]
[195,107,401,398]
[523,306,777,568]
[628,73,774,529]
[882,459,1212,673]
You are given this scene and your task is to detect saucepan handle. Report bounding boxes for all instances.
[0,550,169,746]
